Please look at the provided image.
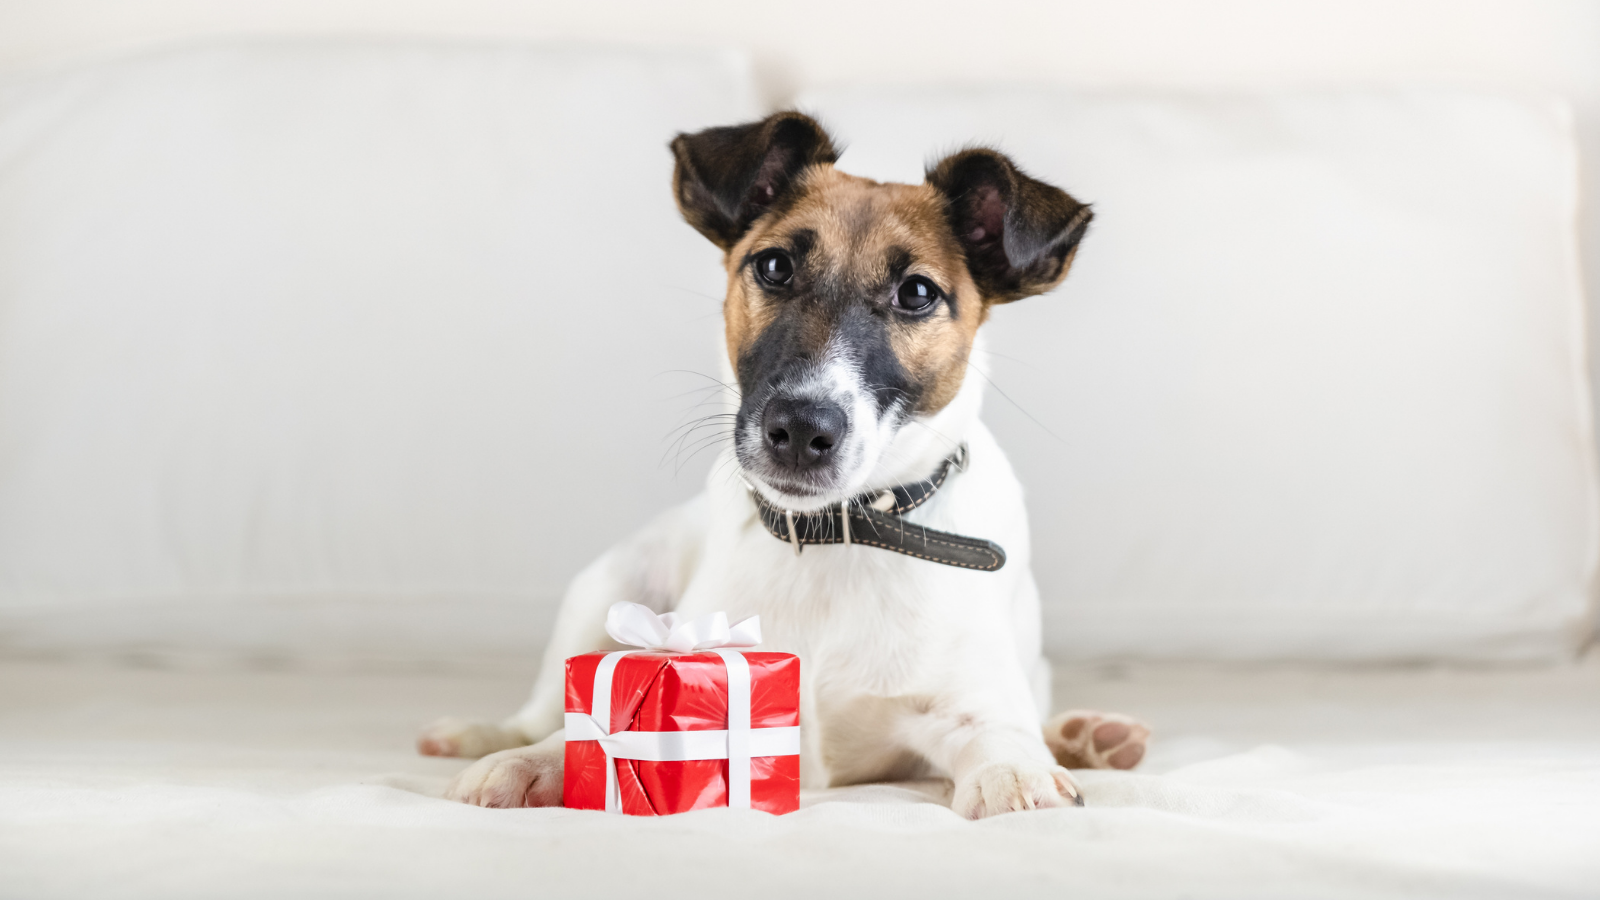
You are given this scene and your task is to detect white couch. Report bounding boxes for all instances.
[1,43,1593,665]
[1,40,1596,899]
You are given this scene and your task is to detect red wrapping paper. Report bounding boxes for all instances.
[563,650,800,815]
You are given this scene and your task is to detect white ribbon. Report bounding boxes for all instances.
[568,602,796,813]
[603,601,762,653]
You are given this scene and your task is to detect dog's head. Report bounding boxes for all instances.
[671,112,1091,509]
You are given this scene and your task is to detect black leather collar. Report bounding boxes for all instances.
[745,445,1007,571]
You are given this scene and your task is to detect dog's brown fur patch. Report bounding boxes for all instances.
[721,167,989,415]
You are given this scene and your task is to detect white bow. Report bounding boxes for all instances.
[605,601,762,653]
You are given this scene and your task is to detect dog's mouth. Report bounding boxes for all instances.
[739,455,844,501]
[736,462,857,511]
[742,469,830,502]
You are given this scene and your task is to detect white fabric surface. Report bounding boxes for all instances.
[802,86,1598,661]
[0,42,753,652]
[2,657,1597,898]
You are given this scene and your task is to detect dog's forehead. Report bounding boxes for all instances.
[754,168,960,276]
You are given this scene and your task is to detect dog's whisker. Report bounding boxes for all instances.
[665,428,731,463]
[964,361,1067,446]
[664,430,735,474]
[906,418,962,454]
[666,428,733,462]
[971,348,1040,371]
[664,384,739,403]
[663,413,738,442]
[664,415,734,439]
[661,419,730,461]
[656,283,726,306]
[661,412,737,472]
[658,369,740,390]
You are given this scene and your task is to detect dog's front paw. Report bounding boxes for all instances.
[444,743,564,808]
[1044,710,1150,770]
[952,761,1082,819]
[417,716,527,759]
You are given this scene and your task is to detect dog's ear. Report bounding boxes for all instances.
[927,148,1092,304]
[670,112,839,251]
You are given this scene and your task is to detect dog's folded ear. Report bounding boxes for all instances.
[670,112,840,251]
[927,149,1093,304]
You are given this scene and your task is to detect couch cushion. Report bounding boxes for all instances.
[800,86,1597,660]
[0,42,757,660]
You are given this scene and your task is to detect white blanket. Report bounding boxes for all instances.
[3,657,1597,899]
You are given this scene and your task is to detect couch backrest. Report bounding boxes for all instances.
[0,44,1592,663]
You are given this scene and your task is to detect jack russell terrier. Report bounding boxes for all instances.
[418,111,1150,818]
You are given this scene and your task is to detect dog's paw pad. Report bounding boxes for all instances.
[1044,710,1151,771]
[1092,720,1131,751]
[1108,741,1145,769]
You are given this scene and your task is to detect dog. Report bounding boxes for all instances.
[417,111,1150,818]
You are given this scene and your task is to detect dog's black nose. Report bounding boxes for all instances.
[762,398,846,472]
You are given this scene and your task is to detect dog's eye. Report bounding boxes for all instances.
[754,250,793,286]
[895,276,940,312]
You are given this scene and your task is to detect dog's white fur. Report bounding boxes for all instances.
[432,339,1097,817]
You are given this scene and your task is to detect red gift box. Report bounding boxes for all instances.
[563,648,800,815]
